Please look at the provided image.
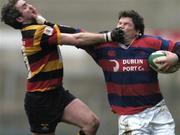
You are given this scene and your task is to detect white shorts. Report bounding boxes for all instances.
[118,100,175,135]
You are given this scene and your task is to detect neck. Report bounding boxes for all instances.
[125,37,136,46]
[22,19,36,25]
[23,21,33,25]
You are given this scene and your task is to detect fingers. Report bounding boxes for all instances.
[154,56,169,71]
[154,56,167,64]
[157,63,170,72]
[110,28,125,43]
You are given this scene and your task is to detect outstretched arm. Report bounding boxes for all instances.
[61,32,105,46]
[60,28,125,46]
[33,15,125,46]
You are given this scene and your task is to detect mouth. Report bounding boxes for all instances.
[31,9,36,14]
[30,6,37,15]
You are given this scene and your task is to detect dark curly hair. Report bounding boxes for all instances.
[118,10,144,37]
[1,0,22,29]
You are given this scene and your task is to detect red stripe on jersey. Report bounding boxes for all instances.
[27,78,62,92]
[111,105,152,115]
[133,37,161,50]
[45,51,59,62]
[96,42,117,49]
[48,29,58,45]
[168,40,176,51]
[106,82,160,96]
[99,59,149,72]
[23,38,33,47]
[30,52,59,72]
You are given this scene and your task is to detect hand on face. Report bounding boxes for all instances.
[117,17,138,45]
[31,6,38,19]
[28,5,46,24]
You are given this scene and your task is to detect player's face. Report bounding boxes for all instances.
[15,0,37,23]
[117,17,139,42]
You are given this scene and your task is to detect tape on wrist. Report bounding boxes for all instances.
[103,32,112,42]
[36,15,46,24]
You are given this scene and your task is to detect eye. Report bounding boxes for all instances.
[118,22,122,25]
[22,3,27,10]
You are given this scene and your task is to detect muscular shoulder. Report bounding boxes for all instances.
[141,35,164,43]
[21,24,47,38]
[136,35,165,48]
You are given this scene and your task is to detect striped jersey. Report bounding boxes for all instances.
[82,35,179,115]
[21,22,79,92]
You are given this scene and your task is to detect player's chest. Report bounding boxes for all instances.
[96,46,151,59]
[96,47,151,72]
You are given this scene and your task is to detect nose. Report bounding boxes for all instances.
[117,26,124,31]
[117,23,124,29]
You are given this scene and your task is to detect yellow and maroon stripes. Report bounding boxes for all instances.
[21,24,63,92]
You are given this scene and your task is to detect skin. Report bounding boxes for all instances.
[116,17,139,44]
[15,0,38,23]
[117,17,179,72]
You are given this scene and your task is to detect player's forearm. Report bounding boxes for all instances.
[70,32,106,46]
[34,15,125,45]
[61,32,109,46]
[173,42,180,62]
[61,28,125,46]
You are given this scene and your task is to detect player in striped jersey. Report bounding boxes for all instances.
[1,0,125,135]
[80,10,180,134]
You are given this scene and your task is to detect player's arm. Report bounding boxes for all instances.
[160,42,180,72]
[154,41,180,72]
[34,14,84,34]
[58,26,126,46]
[153,51,178,72]
[153,38,179,71]
[61,32,106,46]
[173,42,180,62]
[34,15,125,45]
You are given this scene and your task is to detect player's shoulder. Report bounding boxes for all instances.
[21,24,46,32]
[142,34,164,40]
[140,34,167,43]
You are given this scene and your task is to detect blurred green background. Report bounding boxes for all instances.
[1,0,180,134]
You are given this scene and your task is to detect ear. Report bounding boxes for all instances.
[136,30,140,35]
[135,30,140,36]
[136,30,142,38]
[16,16,24,23]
